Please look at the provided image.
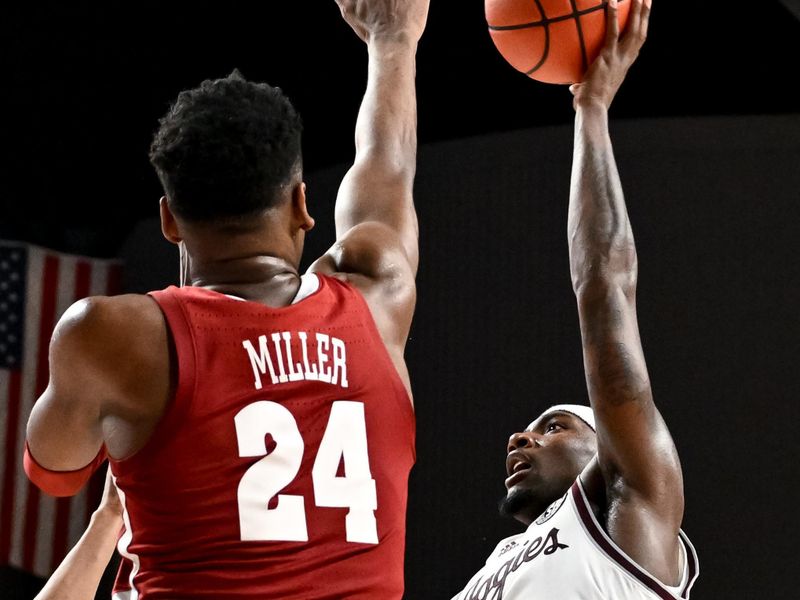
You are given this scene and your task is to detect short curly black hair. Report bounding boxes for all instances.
[149,70,303,223]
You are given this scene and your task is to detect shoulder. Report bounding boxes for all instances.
[312,222,415,293]
[55,294,163,345]
[52,294,167,376]
[309,222,416,333]
[309,223,416,394]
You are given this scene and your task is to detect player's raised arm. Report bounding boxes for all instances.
[313,0,428,348]
[568,0,684,585]
[311,0,429,395]
[332,0,428,273]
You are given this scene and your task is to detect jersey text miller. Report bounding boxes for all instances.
[242,332,349,390]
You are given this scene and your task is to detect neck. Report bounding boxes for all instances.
[185,252,303,307]
[174,201,310,306]
[181,230,300,306]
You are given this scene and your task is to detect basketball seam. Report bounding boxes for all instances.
[569,0,590,74]
[487,1,608,31]
[488,0,627,79]
[525,0,551,75]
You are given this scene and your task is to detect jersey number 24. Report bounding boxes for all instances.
[234,400,378,544]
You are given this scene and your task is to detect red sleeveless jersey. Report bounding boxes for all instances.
[109,274,415,599]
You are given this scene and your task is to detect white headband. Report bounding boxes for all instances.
[536,404,596,432]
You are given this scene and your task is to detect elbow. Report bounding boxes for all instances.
[572,270,638,304]
[571,244,639,300]
[353,144,417,185]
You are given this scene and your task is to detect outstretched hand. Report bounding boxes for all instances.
[570,0,651,111]
[335,0,430,45]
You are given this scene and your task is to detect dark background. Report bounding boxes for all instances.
[2,0,799,256]
[2,1,800,599]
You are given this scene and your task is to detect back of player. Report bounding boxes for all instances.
[110,273,414,599]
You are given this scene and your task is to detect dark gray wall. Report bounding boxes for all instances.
[120,113,800,599]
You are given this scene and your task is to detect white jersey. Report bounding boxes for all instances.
[452,479,699,600]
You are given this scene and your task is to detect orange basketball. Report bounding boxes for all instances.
[485,0,631,84]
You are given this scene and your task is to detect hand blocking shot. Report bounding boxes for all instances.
[452,2,699,599]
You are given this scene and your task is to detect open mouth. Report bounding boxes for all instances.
[506,452,532,477]
[511,460,530,475]
[505,459,532,488]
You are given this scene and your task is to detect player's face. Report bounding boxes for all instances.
[503,411,597,525]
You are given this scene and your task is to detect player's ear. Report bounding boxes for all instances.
[159,196,182,244]
[292,182,315,232]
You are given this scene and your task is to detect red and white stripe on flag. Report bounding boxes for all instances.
[0,239,122,578]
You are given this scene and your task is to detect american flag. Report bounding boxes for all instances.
[0,239,122,578]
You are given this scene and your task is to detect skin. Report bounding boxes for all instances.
[504,412,598,523]
[26,0,428,468]
[25,0,429,597]
[505,0,685,587]
[33,469,123,600]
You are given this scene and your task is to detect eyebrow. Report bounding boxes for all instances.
[526,411,578,433]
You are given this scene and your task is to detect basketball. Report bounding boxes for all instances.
[485,0,631,84]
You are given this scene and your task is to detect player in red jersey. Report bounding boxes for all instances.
[24,0,429,597]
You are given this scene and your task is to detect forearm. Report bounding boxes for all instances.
[568,102,646,398]
[568,102,636,296]
[336,36,419,237]
[34,509,120,600]
[357,36,418,173]
[568,104,676,488]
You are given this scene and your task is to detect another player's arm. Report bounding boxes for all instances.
[34,468,122,600]
[568,0,683,585]
[312,0,429,368]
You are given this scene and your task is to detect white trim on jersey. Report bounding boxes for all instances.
[292,273,320,304]
[571,480,700,599]
[221,273,318,305]
[451,479,699,600]
[113,475,141,600]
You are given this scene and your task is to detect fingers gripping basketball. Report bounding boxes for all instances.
[485,0,631,84]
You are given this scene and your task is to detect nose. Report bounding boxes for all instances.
[507,431,539,454]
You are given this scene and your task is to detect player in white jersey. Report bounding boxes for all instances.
[453,406,699,600]
[452,1,699,598]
